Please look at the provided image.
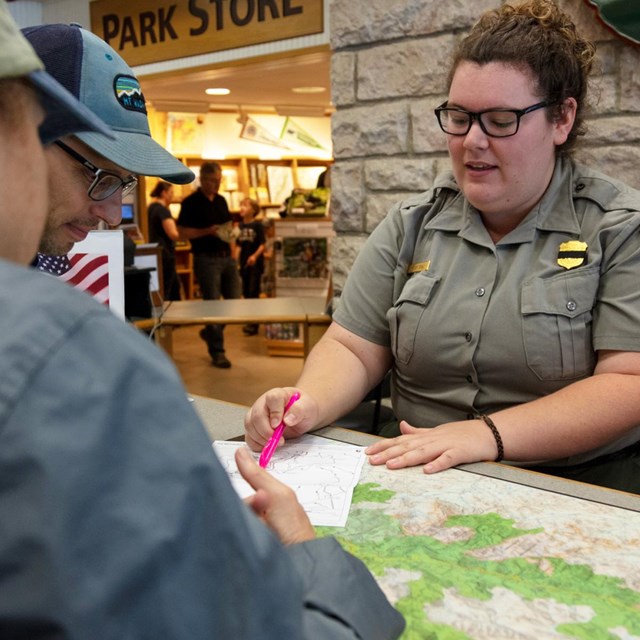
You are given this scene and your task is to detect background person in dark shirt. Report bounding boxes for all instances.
[177,162,241,368]
[148,180,180,301]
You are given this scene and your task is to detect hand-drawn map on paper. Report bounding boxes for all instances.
[212,438,365,526]
[316,462,640,639]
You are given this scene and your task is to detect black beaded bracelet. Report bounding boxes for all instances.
[478,414,504,462]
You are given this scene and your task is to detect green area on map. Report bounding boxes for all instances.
[317,482,640,639]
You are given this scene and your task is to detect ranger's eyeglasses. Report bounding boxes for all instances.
[434,100,553,138]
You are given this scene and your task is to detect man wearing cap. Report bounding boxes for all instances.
[0,4,405,638]
[20,22,194,260]
[0,6,112,264]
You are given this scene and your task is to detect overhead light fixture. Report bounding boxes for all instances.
[292,86,326,94]
[205,87,231,96]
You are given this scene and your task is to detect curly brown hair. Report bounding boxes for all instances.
[447,0,596,156]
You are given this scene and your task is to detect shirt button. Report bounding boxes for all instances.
[466,375,473,383]
[464,332,473,342]
[475,287,485,297]
[566,300,577,312]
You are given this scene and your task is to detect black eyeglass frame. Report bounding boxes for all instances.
[434,100,554,138]
[54,140,138,201]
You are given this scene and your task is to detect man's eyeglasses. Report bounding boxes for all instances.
[434,100,553,138]
[54,141,138,201]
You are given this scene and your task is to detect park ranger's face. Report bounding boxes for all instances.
[446,61,572,231]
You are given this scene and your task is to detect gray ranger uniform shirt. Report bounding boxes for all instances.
[334,157,640,466]
[0,259,404,639]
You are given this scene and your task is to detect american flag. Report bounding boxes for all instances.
[36,252,110,306]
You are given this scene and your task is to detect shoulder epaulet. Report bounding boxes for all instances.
[573,167,640,212]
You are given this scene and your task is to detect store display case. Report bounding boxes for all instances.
[265,218,334,356]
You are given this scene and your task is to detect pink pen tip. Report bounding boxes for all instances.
[258,392,301,468]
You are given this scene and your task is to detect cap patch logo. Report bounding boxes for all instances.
[114,75,147,115]
[557,240,588,270]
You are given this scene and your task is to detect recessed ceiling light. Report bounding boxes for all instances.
[291,86,326,94]
[205,87,231,96]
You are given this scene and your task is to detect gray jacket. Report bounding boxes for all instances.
[0,259,404,639]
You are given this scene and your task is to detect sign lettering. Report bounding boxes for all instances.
[90,0,323,66]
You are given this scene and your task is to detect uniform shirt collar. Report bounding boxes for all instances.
[424,157,581,245]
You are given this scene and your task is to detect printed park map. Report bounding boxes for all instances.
[317,462,640,639]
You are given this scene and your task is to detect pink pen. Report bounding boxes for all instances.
[258,392,301,468]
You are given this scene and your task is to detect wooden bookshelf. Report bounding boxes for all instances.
[175,243,194,299]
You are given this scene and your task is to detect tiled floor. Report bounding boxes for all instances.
[168,324,304,407]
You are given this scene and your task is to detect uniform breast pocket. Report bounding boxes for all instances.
[387,272,441,365]
[521,269,599,380]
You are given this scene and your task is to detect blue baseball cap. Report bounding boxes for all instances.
[22,23,194,184]
[0,0,112,144]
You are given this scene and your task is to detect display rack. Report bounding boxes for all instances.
[265,218,334,356]
[174,243,194,300]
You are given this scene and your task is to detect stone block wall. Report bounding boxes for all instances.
[328,0,640,294]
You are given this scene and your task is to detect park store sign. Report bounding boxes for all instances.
[584,0,640,45]
[90,0,323,66]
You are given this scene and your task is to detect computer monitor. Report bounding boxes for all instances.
[121,203,135,223]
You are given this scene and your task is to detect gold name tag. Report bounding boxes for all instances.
[407,260,430,274]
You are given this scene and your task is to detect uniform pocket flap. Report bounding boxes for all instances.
[395,272,441,306]
[522,269,598,318]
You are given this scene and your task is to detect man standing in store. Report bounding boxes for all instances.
[178,162,241,368]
